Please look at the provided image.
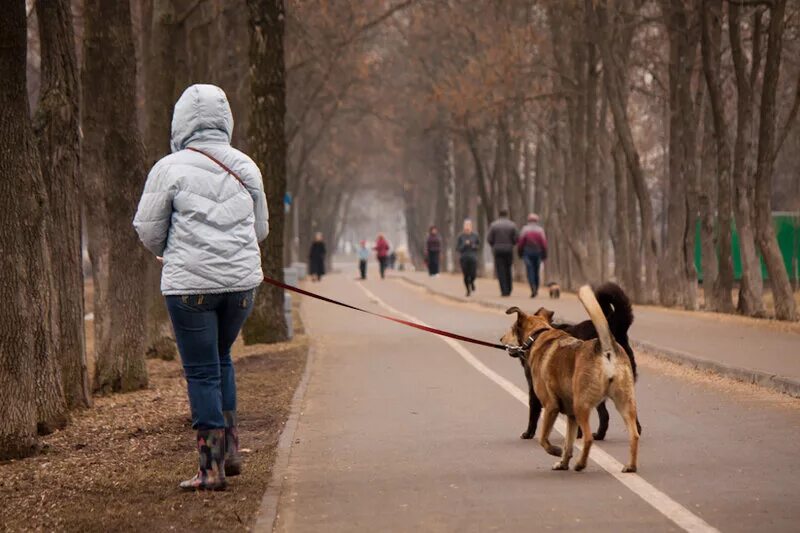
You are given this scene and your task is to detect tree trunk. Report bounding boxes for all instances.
[752,0,797,321]
[612,142,633,292]
[697,97,721,310]
[659,0,699,308]
[82,0,150,393]
[700,0,735,313]
[243,0,289,343]
[34,0,90,410]
[143,0,178,360]
[589,0,659,302]
[729,2,766,316]
[0,0,53,458]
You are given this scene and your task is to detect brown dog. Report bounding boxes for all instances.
[501,286,640,473]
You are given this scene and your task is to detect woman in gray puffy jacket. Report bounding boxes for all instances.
[134,84,268,491]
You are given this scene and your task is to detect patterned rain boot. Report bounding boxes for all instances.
[223,411,242,477]
[179,428,227,491]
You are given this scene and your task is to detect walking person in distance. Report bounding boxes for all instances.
[374,233,390,279]
[517,213,547,298]
[456,219,480,297]
[357,240,369,280]
[425,226,442,276]
[134,84,268,491]
[308,232,327,282]
[487,209,518,296]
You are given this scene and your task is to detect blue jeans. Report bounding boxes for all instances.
[165,290,255,430]
[523,252,542,292]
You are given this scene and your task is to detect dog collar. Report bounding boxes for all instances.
[505,326,549,358]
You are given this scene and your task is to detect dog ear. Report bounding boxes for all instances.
[534,307,554,323]
[505,306,523,316]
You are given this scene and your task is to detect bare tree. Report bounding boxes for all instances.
[142,0,178,360]
[700,0,736,313]
[0,0,58,458]
[243,0,289,344]
[752,0,797,320]
[729,2,767,316]
[34,0,91,409]
[82,0,149,392]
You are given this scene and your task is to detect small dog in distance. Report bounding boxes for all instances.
[547,282,560,299]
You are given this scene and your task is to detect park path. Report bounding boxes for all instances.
[267,272,800,532]
[397,271,800,394]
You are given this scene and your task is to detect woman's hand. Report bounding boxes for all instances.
[156,256,164,265]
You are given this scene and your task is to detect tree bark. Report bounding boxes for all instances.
[697,97,721,310]
[82,0,150,393]
[612,142,633,292]
[729,2,766,316]
[588,0,658,302]
[752,0,797,321]
[34,0,90,410]
[243,0,289,343]
[0,0,53,458]
[659,0,699,308]
[143,0,179,360]
[700,0,736,313]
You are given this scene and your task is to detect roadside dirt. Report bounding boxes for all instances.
[0,317,308,532]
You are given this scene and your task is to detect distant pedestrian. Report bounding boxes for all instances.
[357,240,369,280]
[517,213,547,298]
[374,233,390,279]
[456,219,480,297]
[425,226,442,276]
[487,209,518,296]
[309,232,327,282]
[133,84,267,491]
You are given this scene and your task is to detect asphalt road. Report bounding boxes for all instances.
[272,273,800,532]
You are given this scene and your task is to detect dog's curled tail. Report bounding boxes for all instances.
[578,285,615,358]
[594,282,633,344]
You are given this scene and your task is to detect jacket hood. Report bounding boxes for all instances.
[170,84,234,152]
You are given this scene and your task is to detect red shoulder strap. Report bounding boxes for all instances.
[186,147,247,189]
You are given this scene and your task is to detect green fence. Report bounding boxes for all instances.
[694,212,800,282]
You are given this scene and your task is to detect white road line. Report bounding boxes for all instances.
[355,281,719,533]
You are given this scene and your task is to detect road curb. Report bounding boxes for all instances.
[253,339,315,532]
[396,274,800,399]
[632,340,800,398]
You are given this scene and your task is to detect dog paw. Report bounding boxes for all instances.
[574,462,586,472]
[552,461,569,471]
[622,465,637,473]
[520,431,534,440]
[592,432,606,441]
[545,445,563,457]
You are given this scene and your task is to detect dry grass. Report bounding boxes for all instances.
[0,294,309,532]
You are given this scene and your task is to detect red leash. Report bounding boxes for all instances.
[262,277,507,351]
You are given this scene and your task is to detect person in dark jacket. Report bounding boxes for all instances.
[487,209,518,296]
[374,233,390,279]
[456,219,480,297]
[309,232,326,282]
[425,226,442,276]
[517,213,547,297]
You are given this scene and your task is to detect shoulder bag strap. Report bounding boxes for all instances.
[186,146,247,189]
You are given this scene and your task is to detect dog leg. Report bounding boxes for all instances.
[553,416,577,470]
[573,407,593,471]
[593,401,610,441]
[538,407,563,458]
[611,394,640,473]
[521,362,540,440]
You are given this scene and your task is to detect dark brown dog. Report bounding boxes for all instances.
[501,286,640,472]
[517,282,639,441]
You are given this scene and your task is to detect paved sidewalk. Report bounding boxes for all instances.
[397,271,800,397]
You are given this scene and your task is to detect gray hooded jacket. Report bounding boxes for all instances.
[133,84,268,295]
